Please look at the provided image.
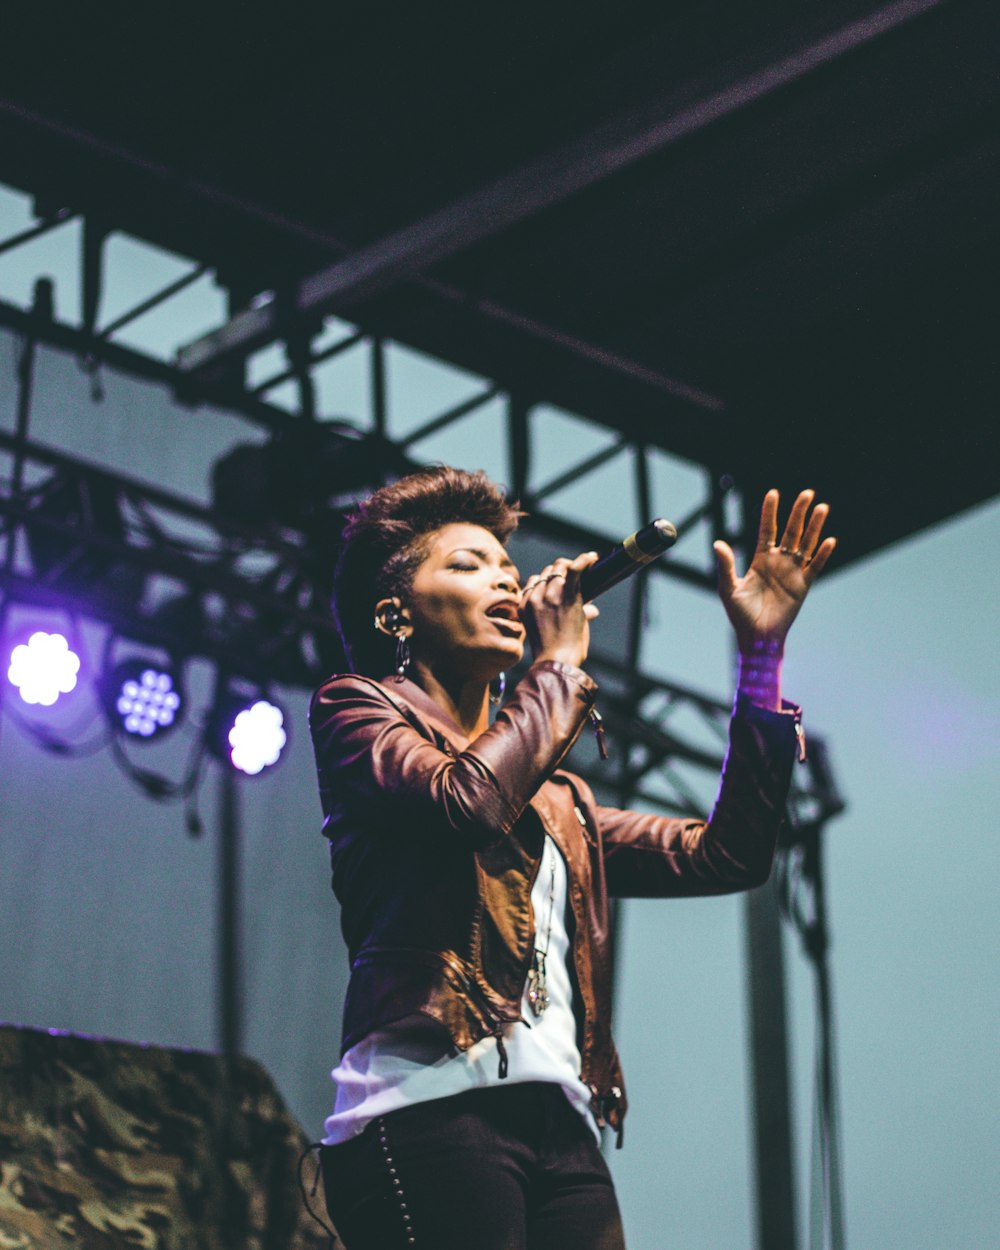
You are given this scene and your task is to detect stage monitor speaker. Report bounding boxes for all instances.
[0,1024,333,1250]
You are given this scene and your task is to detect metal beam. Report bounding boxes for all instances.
[0,207,77,257]
[0,104,721,414]
[746,883,800,1250]
[176,0,944,378]
[0,275,724,591]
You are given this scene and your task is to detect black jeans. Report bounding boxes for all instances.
[320,1082,626,1250]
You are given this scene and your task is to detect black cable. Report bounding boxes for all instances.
[108,721,208,807]
[296,1143,340,1249]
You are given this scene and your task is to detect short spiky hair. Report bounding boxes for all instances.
[333,466,522,675]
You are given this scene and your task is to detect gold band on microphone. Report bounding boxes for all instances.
[622,531,657,564]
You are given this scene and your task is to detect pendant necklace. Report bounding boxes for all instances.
[527,840,557,1018]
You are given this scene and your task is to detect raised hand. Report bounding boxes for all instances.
[713,489,836,656]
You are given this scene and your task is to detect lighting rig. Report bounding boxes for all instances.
[0,449,318,800]
[0,429,846,839]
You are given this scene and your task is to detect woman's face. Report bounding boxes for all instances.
[405,523,524,679]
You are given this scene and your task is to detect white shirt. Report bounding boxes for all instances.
[322,835,599,1144]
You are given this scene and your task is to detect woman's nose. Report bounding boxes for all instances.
[495,570,519,593]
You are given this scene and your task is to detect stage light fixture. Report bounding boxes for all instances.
[227,699,287,775]
[25,469,142,603]
[206,685,288,776]
[6,630,81,706]
[210,422,406,534]
[102,659,184,741]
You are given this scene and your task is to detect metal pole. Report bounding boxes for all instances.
[215,763,248,1249]
[745,881,799,1250]
[371,335,387,436]
[217,765,242,1061]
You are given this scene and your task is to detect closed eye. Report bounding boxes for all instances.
[448,547,519,586]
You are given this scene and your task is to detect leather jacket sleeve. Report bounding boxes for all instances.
[309,660,598,850]
[596,697,801,897]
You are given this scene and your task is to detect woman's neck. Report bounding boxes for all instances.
[411,662,491,738]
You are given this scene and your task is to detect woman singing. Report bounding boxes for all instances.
[309,465,834,1249]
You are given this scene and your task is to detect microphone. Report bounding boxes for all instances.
[579,519,678,602]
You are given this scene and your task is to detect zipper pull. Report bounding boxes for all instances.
[589,1083,606,1128]
[589,707,608,760]
[495,1031,509,1079]
[574,804,596,847]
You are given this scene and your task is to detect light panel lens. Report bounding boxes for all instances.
[7,631,80,706]
[228,699,286,775]
[115,667,182,737]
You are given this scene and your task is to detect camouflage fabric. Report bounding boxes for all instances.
[0,1024,336,1250]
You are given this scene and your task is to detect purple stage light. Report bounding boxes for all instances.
[100,658,185,741]
[115,667,182,738]
[227,699,286,775]
[6,631,81,706]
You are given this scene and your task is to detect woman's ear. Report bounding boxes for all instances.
[373,597,411,637]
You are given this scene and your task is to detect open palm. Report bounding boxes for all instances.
[713,489,836,654]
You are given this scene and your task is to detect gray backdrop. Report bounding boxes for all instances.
[1,327,997,1249]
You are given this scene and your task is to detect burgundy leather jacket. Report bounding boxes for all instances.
[309,659,801,1141]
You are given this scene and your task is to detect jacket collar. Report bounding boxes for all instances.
[375,673,581,860]
[380,674,575,858]
[376,674,474,750]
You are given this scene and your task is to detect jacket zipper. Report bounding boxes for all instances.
[353,944,513,1076]
[440,948,513,1078]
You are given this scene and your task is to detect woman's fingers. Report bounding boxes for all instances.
[522,565,559,597]
[756,489,779,550]
[777,489,814,554]
[728,491,837,586]
[521,551,599,669]
[780,493,835,579]
[525,560,568,604]
[523,552,597,603]
[559,550,598,600]
[713,540,738,597]
[805,535,837,582]
[799,501,830,563]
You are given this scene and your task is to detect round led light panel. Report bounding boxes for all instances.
[115,667,182,738]
[6,631,80,706]
[228,699,287,775]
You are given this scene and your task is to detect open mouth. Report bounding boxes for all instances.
[486,602,523,630]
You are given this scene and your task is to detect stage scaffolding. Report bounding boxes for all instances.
[0,186,845,1250]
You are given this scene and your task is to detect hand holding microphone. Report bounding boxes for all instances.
[522,519,678,668]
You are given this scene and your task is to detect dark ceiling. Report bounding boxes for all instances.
[1,0,997,570]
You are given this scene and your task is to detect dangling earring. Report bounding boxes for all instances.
[489,671,506,706]
[394,632,411,681]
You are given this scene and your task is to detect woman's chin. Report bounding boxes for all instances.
[496,637,525,666]
[472,637,524,678]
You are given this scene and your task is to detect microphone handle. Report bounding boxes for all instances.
[579,518,678,602]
